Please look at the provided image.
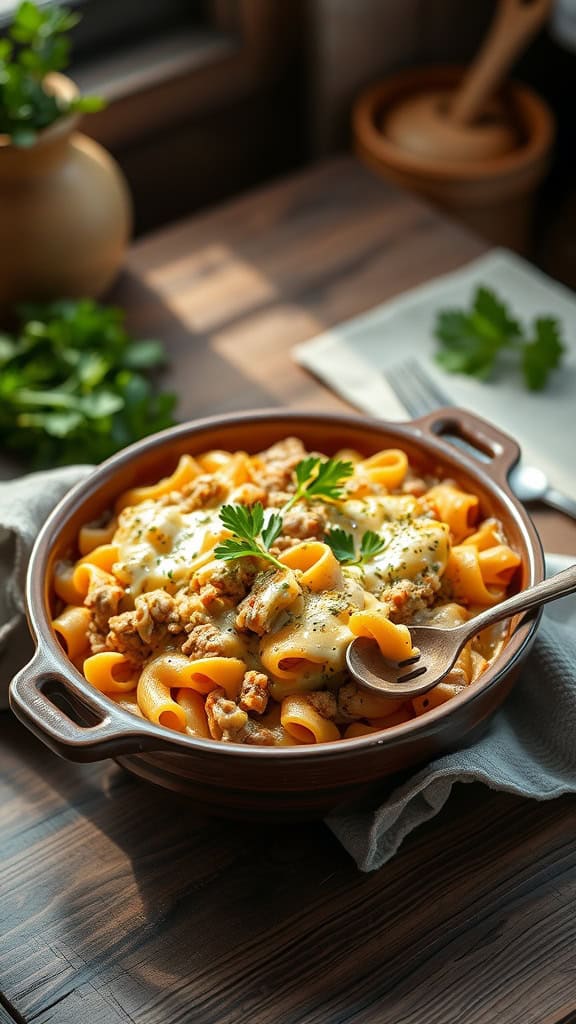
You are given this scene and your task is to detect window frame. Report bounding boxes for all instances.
[67,0,293,150]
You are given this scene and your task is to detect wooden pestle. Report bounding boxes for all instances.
[384,0,553,163]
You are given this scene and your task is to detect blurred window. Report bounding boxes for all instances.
[70,0,208,61]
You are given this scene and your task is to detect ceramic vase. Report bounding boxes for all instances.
[0,73,132,313]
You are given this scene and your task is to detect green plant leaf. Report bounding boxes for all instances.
[359,530,388,561]
[12,1,44,37]
[219,502,264,543]
[80,391,125,418]
[213,539,260,563]
[72,95,106,113]
[261,511,283,550]
[305,458,354,500]
[122,340,167,370]
[325,527,387,565]
[0,298,177,467]
[325,528,355,564]
[18,409,83,436]
[285,456,354,513]
[10,127,37,146]
[472,286,521,342]
[215,503,284,568]
[522,317,565,391]
[0,1,104,139]
[434,285,566,390]
[0,335,17,362]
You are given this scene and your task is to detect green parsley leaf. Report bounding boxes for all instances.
[522,317,565,391]
[214,539,265,563]
[325,528,356,564]
[219,503,264,543]
[473,286,522,341]
[359,530,388,561]
[435,286,520,379]
[325,527,388,566]
[307,458,354,499]
[215,503,284,569]
[261,511,283,550]
[434,285,566,390]
[284,457,354,513]
[295,456,321,490]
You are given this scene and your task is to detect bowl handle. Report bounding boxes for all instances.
[412,407,520,489]
[10,650,171,762]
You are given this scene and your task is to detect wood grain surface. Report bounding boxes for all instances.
[2,157,575,1024]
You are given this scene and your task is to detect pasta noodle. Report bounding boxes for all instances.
[52,605,92,660]
[51,436,522,746]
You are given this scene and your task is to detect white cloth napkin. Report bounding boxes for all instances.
[294,248,576,502]
[1,470,575,873]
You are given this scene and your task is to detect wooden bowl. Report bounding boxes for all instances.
[10,409,544,819]
[352,66,555,253]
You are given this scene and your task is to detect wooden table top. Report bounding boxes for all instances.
[2,157,575,1024]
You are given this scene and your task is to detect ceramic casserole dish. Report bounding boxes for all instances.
[10,409,544,818]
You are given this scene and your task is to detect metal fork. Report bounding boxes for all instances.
[346,564,576,698]
[383,359,576,519]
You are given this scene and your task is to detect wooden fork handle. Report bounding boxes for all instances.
[456,564,576,640]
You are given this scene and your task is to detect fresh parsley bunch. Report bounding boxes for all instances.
[434,286,565,391]
[0,2,105,147]
[0,299,176,467]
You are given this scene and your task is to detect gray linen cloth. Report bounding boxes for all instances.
[0,466,91,707]
[1,468,575,872]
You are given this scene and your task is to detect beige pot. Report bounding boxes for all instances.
[0,73,132,311]
[352,66,555,253]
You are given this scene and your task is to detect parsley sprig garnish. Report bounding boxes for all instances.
[325,528,388,566]
[434,286,565,391]
[214,503,285,569]
[214,457,355,568]
[282,456,354,514]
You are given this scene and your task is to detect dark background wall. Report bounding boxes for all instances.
[78,0,576,285]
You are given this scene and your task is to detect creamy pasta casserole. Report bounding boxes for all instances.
[52,438,521,745]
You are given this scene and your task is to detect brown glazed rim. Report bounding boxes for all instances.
[11,407,544,764]
[352,65,555,183]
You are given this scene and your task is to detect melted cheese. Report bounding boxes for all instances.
[113,502,223,595]
[362,519,449,592]
[260,580,365,689]
[329,496,449,595]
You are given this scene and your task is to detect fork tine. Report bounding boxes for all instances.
[382,363,422,418]
[406,374,440,415]
[397,664,428,683]
[346,637,438,697]
[397,653,421,667]
[410,363,453,409]
[383,359,455,420]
